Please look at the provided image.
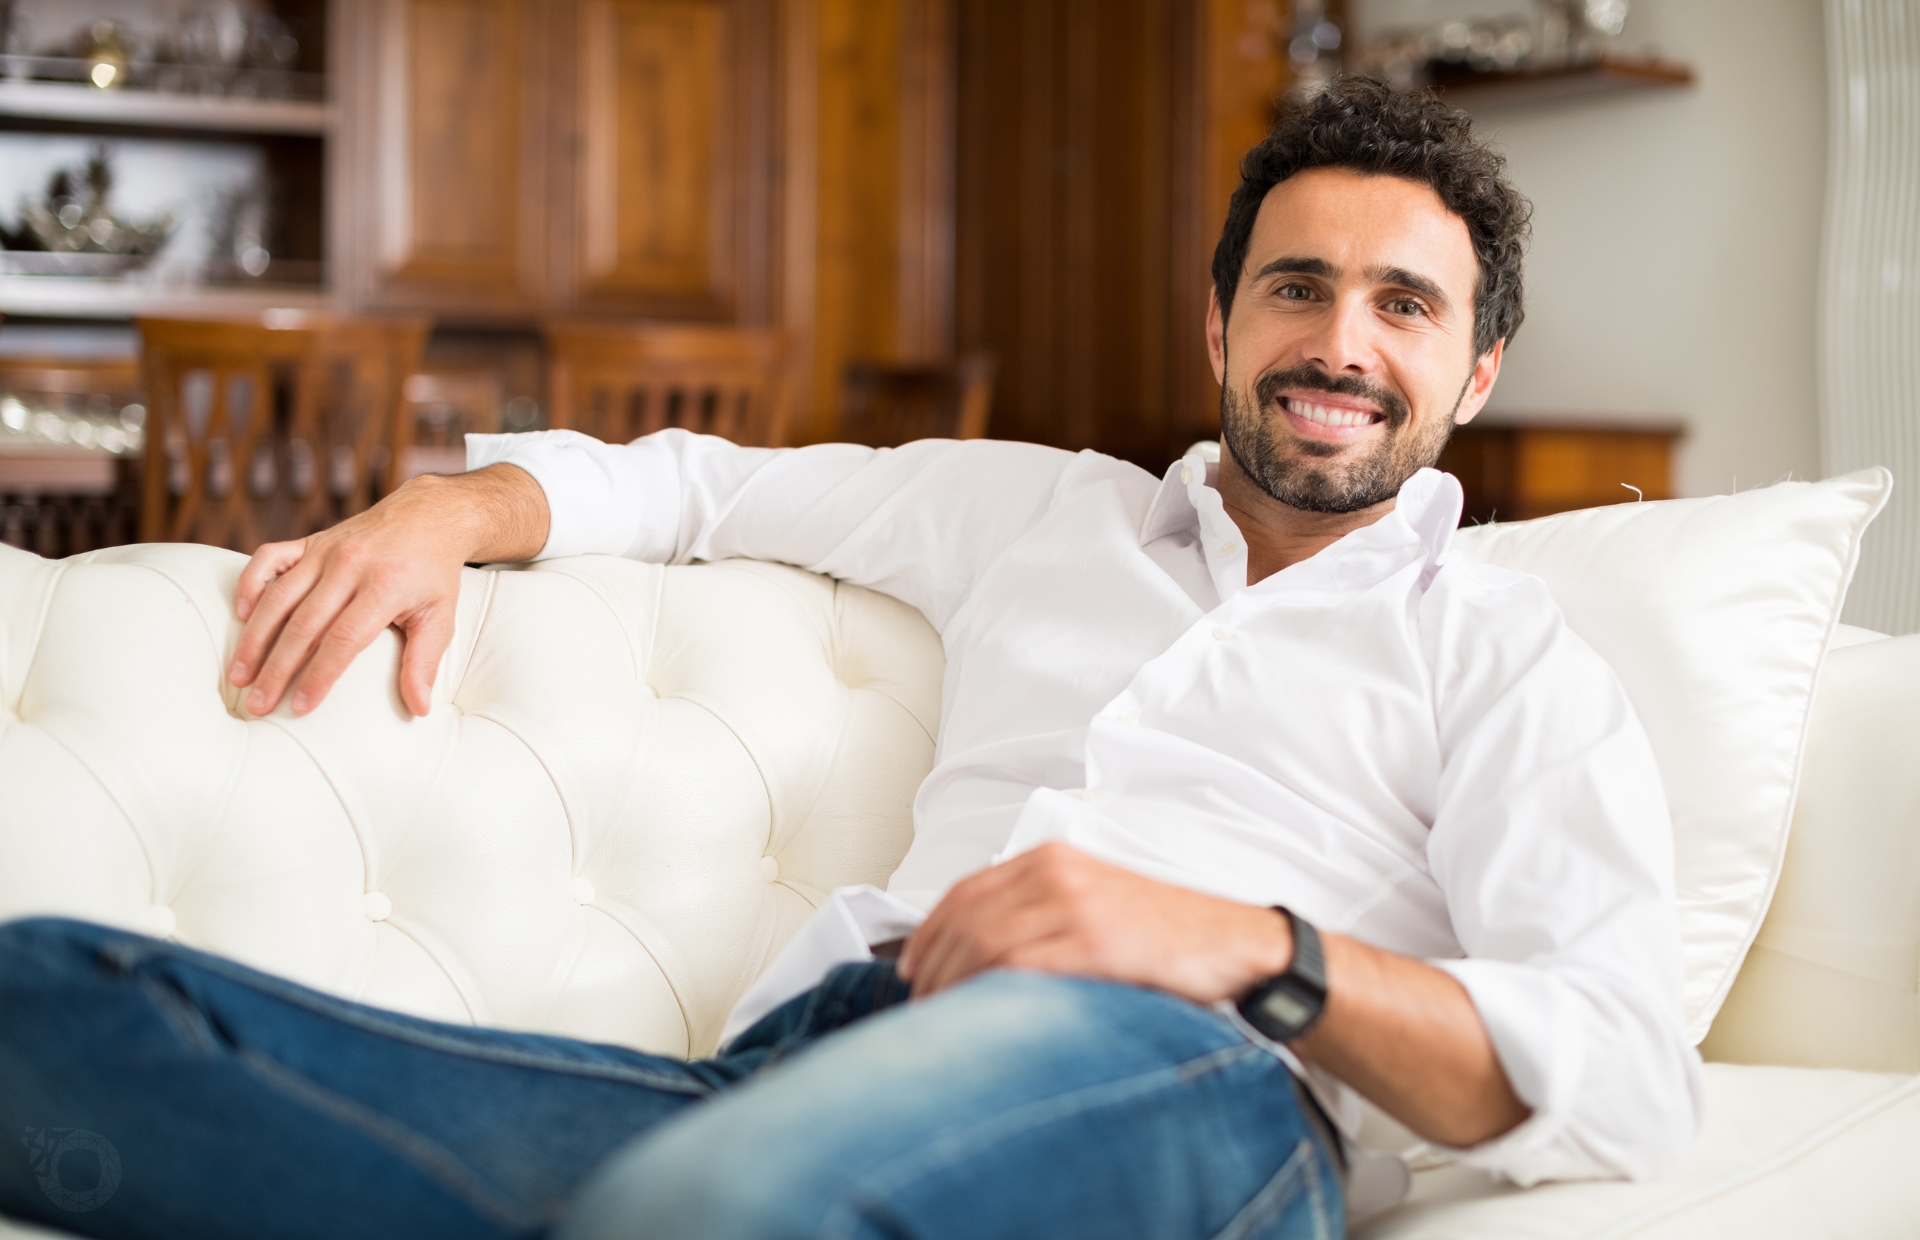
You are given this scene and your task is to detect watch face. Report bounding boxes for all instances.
[1258,986,1314,1032]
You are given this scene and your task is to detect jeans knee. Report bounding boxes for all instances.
[559,1129,804,1240]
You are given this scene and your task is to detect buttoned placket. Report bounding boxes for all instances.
[1077,454,1262,801]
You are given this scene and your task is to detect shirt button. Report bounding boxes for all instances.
[1118,710,1140,725]
[362,891,393,922]
[1079,787,1103,803]
[1212,625,1234,642]
[1180,466,1194,485]
[1219,542,1238,557]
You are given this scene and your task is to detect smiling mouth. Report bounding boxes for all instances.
[1279,394,1386,430]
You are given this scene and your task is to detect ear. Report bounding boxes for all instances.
[1453,338,1505,425]
[1206,286,1227,385]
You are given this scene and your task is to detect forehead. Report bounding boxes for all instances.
[1244,167,1478,299]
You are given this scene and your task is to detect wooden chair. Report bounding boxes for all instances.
[138,316,429,551]
[545,322,789,446]
[839,353,996,447]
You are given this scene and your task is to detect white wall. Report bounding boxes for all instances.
[1355,0,1830,497]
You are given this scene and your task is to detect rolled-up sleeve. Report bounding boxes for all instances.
[465,428,1074,630]
[1422,565,1705,1185]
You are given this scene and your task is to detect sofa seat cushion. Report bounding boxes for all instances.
[1355,1063,1920,1239]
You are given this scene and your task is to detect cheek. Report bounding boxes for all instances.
[1390,346,1473,413]
[1226,314,1303,384]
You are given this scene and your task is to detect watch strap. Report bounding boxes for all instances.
[1236,906,1329,1042]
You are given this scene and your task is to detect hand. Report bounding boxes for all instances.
[896,842,1293,1005]
[226,464,548,718]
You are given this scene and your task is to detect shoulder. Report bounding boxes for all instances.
[1419,559,1621,709]
[1422,558,1564,645]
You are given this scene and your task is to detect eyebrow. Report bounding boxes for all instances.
[1248,255,1456,316]
[1369,264,1454,315]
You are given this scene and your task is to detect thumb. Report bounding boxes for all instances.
[398,605,457,718]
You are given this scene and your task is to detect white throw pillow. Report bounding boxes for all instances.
[1449,467,1891,1042]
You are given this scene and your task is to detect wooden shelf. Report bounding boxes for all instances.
[0,275,332,320]
[0,81,331,135]
[1430,55,1695,110]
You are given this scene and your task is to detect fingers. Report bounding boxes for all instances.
[229,559,320,691]
[233,539,306,622]
[911,897,1072,998]
[229,541,315,686]
[396,605,457,718]
[283,591,413,717]
[902,857,1066,997]
[242,565,363,715]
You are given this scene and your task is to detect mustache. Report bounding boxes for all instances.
[1252,365,1411,431]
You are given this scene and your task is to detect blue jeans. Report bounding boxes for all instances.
[0,917,1344,1240]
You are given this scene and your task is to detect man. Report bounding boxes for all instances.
[0,79,1701,1240]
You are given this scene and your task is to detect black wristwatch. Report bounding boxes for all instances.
[1236,907,1328,1042]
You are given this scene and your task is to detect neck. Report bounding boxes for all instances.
[1214,442,1398,585]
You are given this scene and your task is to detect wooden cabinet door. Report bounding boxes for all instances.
[338,0,546,316]
[547,0,778,320]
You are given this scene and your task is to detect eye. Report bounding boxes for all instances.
[1277,281,1316,302]
[1386,296,1426,317]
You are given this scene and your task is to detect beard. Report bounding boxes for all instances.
[1220,362,1461,514]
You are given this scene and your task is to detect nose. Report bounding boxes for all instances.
[1301,295,1374,376]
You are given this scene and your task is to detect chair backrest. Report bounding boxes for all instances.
[839,353,996,448]
[545,322,789,446]
[138,316,428,551]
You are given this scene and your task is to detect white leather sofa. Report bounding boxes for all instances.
[1,536,1916,1238]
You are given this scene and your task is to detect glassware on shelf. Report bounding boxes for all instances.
[1350,0,1631,89]
[0,145,175,277]
[0,392,145,457]
[0,3,321,103]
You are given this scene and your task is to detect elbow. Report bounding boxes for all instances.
[1421,1076,1535,1151]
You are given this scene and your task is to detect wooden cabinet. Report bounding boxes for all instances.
[339,0,777,323]
[337,0,548,315]
[1438,421,1684,524]
[334,0,925,443]
[552,0,779,320]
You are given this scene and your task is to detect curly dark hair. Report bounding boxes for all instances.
[1211,77,1531,357]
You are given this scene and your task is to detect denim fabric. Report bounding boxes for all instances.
[0,917,1343,1240]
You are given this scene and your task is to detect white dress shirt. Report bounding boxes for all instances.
[468,428,1704,1189]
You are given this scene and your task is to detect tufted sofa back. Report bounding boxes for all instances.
[4,542,1918,1075]
[0,543,942,1058]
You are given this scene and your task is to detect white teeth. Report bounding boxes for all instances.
[1289,399,1378,429]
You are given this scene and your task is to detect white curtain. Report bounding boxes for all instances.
[1821,0,1920,634]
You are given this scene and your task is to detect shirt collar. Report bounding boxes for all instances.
[1140,450,1215,546]
[1139,451,1465,586]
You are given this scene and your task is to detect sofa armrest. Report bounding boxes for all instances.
[1701,632,1920,1071]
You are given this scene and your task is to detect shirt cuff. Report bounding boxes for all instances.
[466,430,679,561]
[1428,956,1584,1185]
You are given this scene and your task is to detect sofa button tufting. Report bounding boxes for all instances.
[569,877,596,905]
[362,891,393,922]
[760,856,780,883]
[145,905,176,938]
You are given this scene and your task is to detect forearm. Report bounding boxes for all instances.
[1292,931,1529,1148]
[411,462,549,564]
